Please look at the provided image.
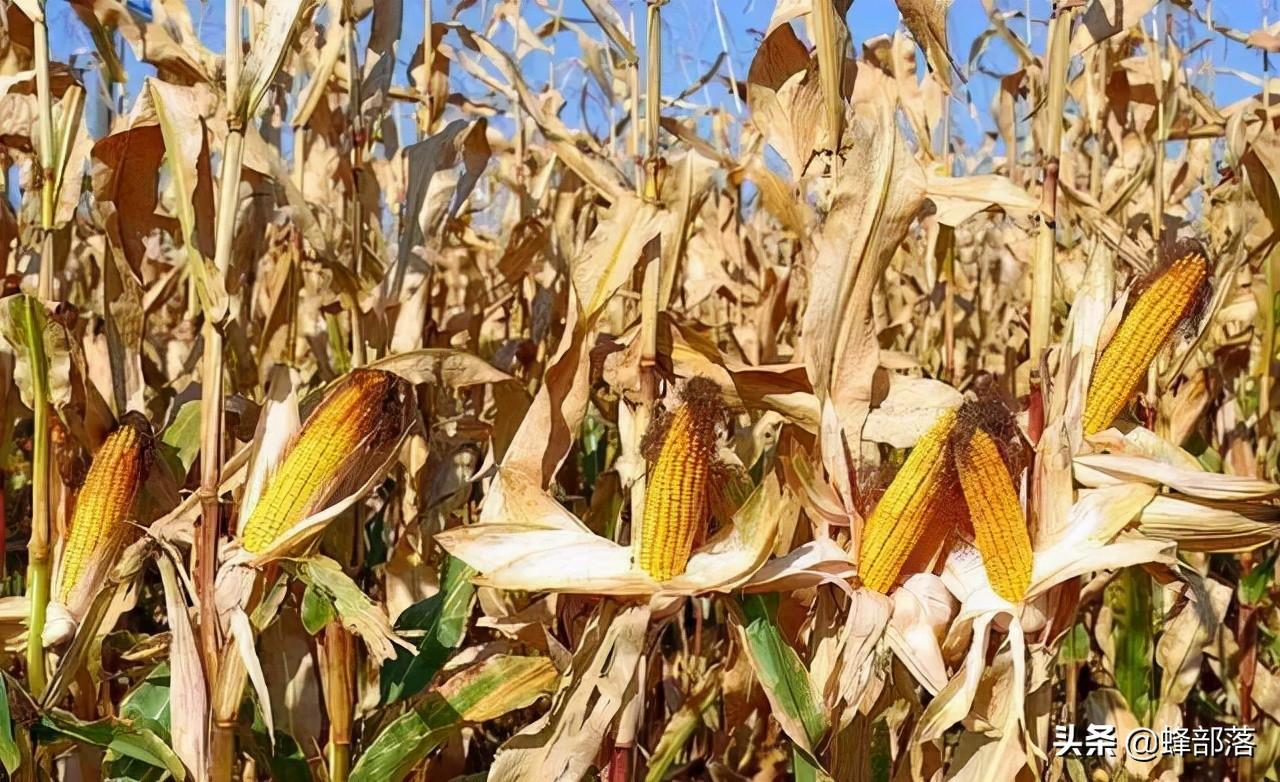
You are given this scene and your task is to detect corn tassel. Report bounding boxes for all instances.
[1083,250,1209,434]
[956,428,1032,602]
[637,382,721,581]
[858,409,958,594]
[59,414,151,603]
[241,369,409,553]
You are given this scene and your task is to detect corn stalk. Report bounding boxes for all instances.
[25,0,58,703]
[1028,2,1077,392]
[22,297,51,698]
[205,0,244,774]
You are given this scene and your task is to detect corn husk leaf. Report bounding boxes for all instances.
[234,375,417,563]
[229,607,275,744]
[437,470,792,596]
[821,585,892,731]
[156,553,207,779]
[886,574,955,695]
[235,367,301,540]
[1074,452,1280,500]
[43,536,152,708]
[1135,495,1280,551]
[744,538,854,592]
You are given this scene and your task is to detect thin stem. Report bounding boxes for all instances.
[335,19,366,746]
[33,11,56,261]
[424,0,435,128]
[644,2,661,164]
[205,2,245,777]
[1150,13,1166,242]
[226,0,243,97]
[25,0,57,704]
[1240,551,1258,782]
[347,23,367,367]
[622,7,664,768]
[941,97,955,383]
[210,645,247,780]
[1028,2,1075,389]
[627,19,641,188]
[323,623,355,782]
[513,0,526,194]
[811,0,844,163]
[23,297,50,697]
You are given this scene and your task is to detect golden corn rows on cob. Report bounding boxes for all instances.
[637,379,722,581]
[241,369,410,553]
[956,428,1032,602]
[59,413,152,603]
[1083,248,1209,435]
[858,408,958,594]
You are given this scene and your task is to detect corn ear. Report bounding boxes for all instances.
[1083,249,1209,434]
[956,427,1032,602]
[858,408,958,594]
[59,413,152,603]
[637,379,722,581]
[241,368,411,553]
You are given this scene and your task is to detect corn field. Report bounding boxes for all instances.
[0,0,1277,778]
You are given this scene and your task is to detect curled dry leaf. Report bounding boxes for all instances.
[801,96,926,491]
[746,23,825,179]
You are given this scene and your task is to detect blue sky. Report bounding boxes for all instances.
[41,0,1277,146]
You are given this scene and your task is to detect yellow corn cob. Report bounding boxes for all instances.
[637,379,722,581]
[956,428,1032,602]
[241,369,410,553]
[898,479,967,578]
[1083,249,1209,435]
[59,413,152,603]
[858,408,959,594]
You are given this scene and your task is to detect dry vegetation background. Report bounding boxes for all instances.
[0,0,1278,780]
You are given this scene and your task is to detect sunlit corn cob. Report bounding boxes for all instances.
[637,379,723,581]
[1083,248,1209,435]
[241,369,410,553]
[858,408,959,594]
[956,428,1032,602]
[59,413,152,603]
